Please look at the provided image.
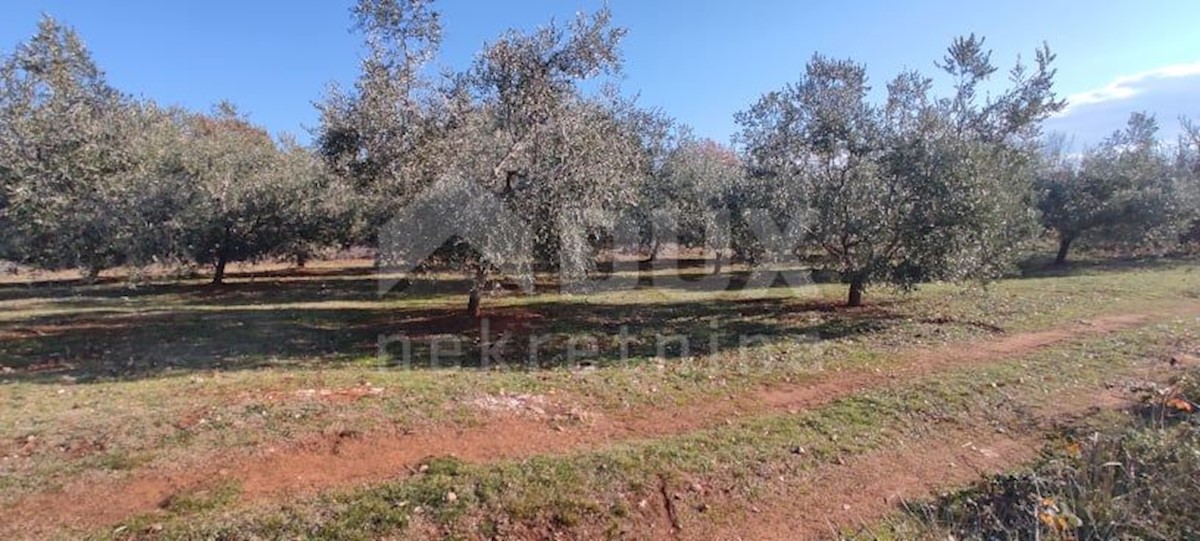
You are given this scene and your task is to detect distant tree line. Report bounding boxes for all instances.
[0,2,1197,310]
[0,18,347,284]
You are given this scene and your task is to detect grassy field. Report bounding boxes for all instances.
[0,256,1198,539]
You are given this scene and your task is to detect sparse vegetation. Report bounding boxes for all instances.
[870,365,1200,541]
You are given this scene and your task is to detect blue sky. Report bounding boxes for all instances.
[2,1,1198,148]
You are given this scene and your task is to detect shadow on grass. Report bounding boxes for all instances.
[0,262,828,336]
[15,251,1175,384]
[1015,253,1199,279]
[0,273,474,306]
[0,288,909,384]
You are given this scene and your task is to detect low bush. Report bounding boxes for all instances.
[908,367,1200,540]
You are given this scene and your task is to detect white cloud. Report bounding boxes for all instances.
[1045,61,1200,147]
[1057,61,1200,116]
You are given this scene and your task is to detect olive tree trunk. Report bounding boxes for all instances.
[467,265,486,317]
[1054,233,1075,266]
[847,277,865,307]
[211,225,232,285]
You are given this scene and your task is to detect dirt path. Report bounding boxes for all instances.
[701,384,1140,541]
[3,304,1197,537]
[705,430,1044,541]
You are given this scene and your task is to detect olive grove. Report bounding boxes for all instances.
[1,4,1197,310]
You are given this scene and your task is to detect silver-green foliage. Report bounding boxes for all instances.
[0,16,135,277]
[736,36,1064,304]
[319,2,659,312]
[0,18,341,280]
[1037,113,1190,263]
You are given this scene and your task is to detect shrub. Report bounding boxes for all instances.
[909,368,1200,540]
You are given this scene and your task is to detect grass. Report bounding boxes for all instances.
[865,365,1200,541]
[1,255,1197,538]
[2,262,1196,479]
[99,320,1198,540]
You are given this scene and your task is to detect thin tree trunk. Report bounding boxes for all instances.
[712,251,724,276]
[1054,234,1075,266]
[467,265,486,317]
[82,265,101,285]
[212,255,229,285]
[847,277,865,307]
[211,226,232,285]
[647,239,661,262]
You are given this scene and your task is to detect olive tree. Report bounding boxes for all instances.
[174,105,332,284]
[314,0,444,246]
[1037,113,1186,264]
[1176,118,1200,247]
[646,136,745,269]
[110,103,204,270]
[465,8,667,309]
[737,36,1063,306]
[333,1,655,315]
[267,136,356,268]
[0,16,138,279]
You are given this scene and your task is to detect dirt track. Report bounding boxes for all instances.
[704,384,1138,541]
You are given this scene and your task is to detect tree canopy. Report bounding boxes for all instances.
[736,36,1064,305]
[1,7,1196,313]
[1037,113,1190,264]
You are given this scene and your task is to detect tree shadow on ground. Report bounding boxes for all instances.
[0,273,474,306]
[7,252,1117,384]
[0,290,917,384]
[1015,254,1199,280]
[0,257,821,307]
